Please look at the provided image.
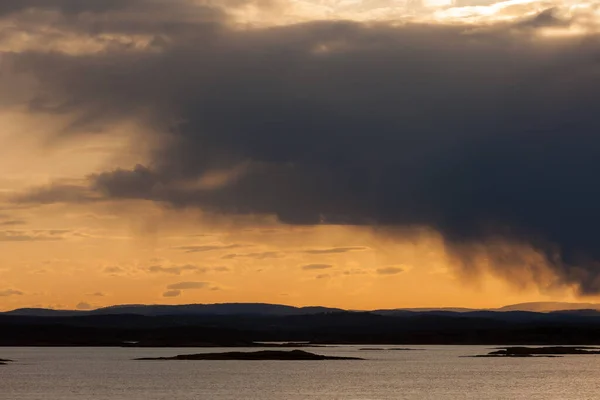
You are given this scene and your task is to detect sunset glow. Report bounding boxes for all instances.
[1,0,599,311]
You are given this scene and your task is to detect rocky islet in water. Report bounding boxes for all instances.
[135,349,363,361]
[469,346,600,358]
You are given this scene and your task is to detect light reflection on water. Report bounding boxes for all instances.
[1,345,599,400]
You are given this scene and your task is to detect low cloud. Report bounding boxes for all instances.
[0,289,24,296]
[13,183,99,204]
[88,292,106,297]
[147,264,207,275]
[302,263,333,270]
[0,230,70,242]
[303,247,367,255]
[103,266,126,275]
[174,244,243,253]
[343,269,368,275]
[376,266,404,275]
[316,274,330,279]
[222,251,283,260]
[167,281,209,290]
[163,281,211,296]
[76,302,93,310]
[0,219,26,226]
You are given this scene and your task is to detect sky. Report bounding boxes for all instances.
[1,0,600,311]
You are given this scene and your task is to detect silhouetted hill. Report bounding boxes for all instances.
[5,303,344,317]
[8,301,600,318]
[4,308,85,317]
[374,307,477,315]
[497,302,600,312]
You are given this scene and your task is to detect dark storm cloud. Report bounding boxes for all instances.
[0,0,137,16]
[0,0,238,21]
[7,1,600,293]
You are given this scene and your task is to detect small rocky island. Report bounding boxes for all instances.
[135,349,362,361]
[0,358,13,365]
[471,346,600,358]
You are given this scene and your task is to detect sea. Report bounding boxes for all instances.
[1,345,599,399]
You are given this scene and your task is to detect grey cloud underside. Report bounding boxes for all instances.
[6,1,600,292]
[0,0,134,16]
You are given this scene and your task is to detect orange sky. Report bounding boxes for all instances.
[1,0,597,311]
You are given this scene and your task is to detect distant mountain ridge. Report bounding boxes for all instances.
[496,302,600,312]
[3,303,346,317]
[4,301,600,317]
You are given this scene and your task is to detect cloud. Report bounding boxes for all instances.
[376,266,404,275]
[13,184,99,205]
[76,302,92,310]
[343,269,367,276]
[222,251,284,260]
[88,292,106,297]
[302,247,368,255]
[147,264,207,275]
[302,263,333,270]
[173,244,243,253]
[0,230,69,242]
[0,289,24,296]
[103,266,125,275]
[167,281,209,290]
[213,266,231,272]
[0,219,27,226]
[163,281,212,296]
[0,0,142,16]
[6,1,600,294]
[316,274,330,279]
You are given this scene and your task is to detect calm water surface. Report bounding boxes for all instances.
[1,345,599,399]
